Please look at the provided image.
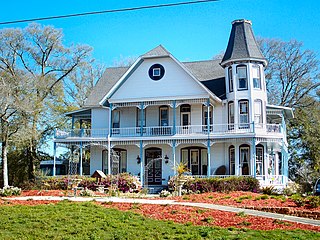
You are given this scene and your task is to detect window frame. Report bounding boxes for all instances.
[256,145,264,175]
[239,100,249,129]
[159,106,169,127]
[228,67,233,92]
[228,101,234,130]
[229,145,235,175]
[252,65,261,89]
[112,110,120,129]
[136,108,146,127]
[153,68,161,77]
[236,65,248,90]
[254,99,263,126]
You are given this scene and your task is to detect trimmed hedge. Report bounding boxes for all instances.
[22,173,141,193]
[169,176,259,193]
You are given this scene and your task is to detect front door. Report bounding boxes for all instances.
[145,148,162,185]
[190,149,200,175]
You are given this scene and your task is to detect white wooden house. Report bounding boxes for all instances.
[53,19,293,188]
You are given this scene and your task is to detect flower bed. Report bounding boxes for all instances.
[99,202,320,232]
[170,191,320,219]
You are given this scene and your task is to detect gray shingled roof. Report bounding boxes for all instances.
[84,66,129,107]
[141,45,170,58]
[221,19,266,66]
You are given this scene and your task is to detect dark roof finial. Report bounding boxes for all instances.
[221,19,267,67]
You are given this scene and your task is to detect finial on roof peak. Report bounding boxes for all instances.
[231,19,252,25]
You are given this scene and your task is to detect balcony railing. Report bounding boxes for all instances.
[55,129,109,139]
[55,123,283,139]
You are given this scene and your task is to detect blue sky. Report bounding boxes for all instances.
[1,0,319,66]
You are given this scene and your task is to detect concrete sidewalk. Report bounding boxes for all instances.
[5,195,320,227]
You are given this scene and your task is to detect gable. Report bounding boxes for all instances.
[109,57,211,102]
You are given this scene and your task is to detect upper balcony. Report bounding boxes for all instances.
[54,123,283,140]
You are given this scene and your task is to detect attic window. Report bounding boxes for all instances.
[153,68,161,77]
[149,64,165,81]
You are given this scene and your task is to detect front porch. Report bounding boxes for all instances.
[53,137,289,188]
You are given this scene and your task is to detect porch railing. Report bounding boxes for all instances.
[256,175,288,186]
[55,123,283,139]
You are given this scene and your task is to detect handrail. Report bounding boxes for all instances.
[54,123,283,139]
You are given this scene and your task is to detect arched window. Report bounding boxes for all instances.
[229,145,235,175]
[239,100,249,129]
[256,144,264,175]
[239,144,250,175]
[228,101,234,130]
[252,65,261,89]
[236,65,248,90]
[254,100,263,126]
[102,148,127,175]
[228,67,233,92]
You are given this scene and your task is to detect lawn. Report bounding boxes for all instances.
[0,201,319,240]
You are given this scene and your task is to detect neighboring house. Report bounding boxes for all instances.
[54,19,293,188]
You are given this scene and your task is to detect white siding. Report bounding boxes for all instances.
[110,57,209,101]
[90,146,103,175]
[92,108,109,129]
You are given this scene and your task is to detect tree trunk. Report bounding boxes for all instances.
[1,121,9,187]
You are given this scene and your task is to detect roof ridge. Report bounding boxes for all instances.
[183,59,221,64]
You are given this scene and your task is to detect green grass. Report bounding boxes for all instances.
[0,201,319,239]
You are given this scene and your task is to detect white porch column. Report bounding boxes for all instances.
[207,139,211,177]
[79,142,83,176]
[53,142,57,176]
[140,140,144,186]
[107,136,111,175]
[251,138,256,177]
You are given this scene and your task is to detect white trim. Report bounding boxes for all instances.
[99,57,143,105]
[100,48,222,105]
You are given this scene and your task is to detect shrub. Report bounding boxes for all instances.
[25,173,142,193]
[291,194,306,207]
[307,196,320,208]
[169,176,259,194]
[79,188,94,197]
[0,186,22,197]
[261,186,276,195]
[159,190,171,198]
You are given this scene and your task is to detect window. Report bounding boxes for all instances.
[252,65,261,89]
[237,65,248,90]
[136,108,146,127]
[153,68,161,77]
[254,100,263,126]
[203,105,213,131]
[104,149,128,175]
[228,101,234,130]
[228,67,233,92]
[159,106,169,126]
[229,145,235,175]
[112,110,120,128]
[256,145,264,175]
[240,145,250,175]
[239,100,249,128]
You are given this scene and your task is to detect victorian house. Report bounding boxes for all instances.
[53,19,293,188]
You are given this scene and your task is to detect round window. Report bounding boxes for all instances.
[148,64,165,81]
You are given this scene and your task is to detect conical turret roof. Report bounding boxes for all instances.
[221,19,267,66]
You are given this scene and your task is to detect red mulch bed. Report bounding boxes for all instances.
[169,192,320,219]
[1,191,319,232]
[98,202,320,232]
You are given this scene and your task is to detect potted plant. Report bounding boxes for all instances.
[174,162,189,196]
